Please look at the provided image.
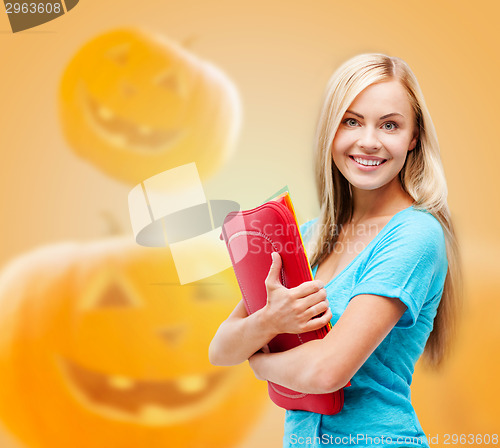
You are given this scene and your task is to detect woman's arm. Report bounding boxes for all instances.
[209,252,332,366]
[208,300,274,366]
[248,293,407,393]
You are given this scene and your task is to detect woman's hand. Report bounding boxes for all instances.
[209,253,331,368]
[262,252,332,335]
[209,300,277,366]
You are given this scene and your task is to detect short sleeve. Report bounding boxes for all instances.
[299,219,318,244]
[350,212,448,328]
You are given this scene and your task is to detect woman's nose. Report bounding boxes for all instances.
[358,127,382,151]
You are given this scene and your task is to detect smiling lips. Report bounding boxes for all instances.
[59,356,236,425]
[83,86,185,152]
[349,155,387,169]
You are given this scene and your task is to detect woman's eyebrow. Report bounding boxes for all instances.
[380,112,405,119]
[345,110,405,119]
[345,110,364,118]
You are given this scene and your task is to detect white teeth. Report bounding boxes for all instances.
[176,375,207,394]
[108,376,134,390]
[353,157,383,166]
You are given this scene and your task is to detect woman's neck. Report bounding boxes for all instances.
[350,178,414,224]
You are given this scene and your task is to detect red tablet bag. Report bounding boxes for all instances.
[221,194,347,414]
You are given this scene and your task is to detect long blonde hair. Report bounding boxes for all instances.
[309,53,462,367]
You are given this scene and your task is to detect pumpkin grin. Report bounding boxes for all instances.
[0,239,267,447]
[59,28,242,183]
[59,356,237,425]
[82,86,186,152]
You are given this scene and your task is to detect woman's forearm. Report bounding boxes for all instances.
[209,301,278,366]
[209,254,331,367]
[249,294,408,394]
[249,339,346,394]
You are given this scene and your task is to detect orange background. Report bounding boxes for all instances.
[0,0,499,446]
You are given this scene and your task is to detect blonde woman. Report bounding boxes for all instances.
[209,53,461,448]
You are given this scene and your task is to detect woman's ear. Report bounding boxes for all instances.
[409,129,419,151]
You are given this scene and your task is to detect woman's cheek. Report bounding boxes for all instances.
[331,134,351,156]
[382,135,407,156]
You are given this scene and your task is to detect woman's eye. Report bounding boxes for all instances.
[382,122,398,131]
[344,118,358,127]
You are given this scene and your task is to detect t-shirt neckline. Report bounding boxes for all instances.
[311,205,415,287]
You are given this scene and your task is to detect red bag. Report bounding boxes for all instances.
[221,192,348,414]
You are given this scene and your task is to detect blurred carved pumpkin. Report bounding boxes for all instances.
[59,28,241,183]
[0,238,266,448]
[412,265,500,445]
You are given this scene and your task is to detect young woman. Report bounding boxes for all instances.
[209,53,461,447]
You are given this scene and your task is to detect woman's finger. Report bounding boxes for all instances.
[264,251,283,290]
[304,299,330,320]
[294,288,328,312]
[301,308,333,332]
[289,279,325,299]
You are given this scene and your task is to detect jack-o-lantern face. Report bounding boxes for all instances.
[0,238,266,448]
[59,28,241,183]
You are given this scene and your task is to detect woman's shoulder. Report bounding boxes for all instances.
[299,207,446,254]
[391,206,445,239]
[379,206,447,261]
[300,207,444,238]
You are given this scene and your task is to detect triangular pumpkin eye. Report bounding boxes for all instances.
[155,70,183,96]
[80,273,142,312]
[106,44,130,66]
[95,282,137,309]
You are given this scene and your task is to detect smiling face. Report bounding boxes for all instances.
[331,80,418,193]
[59,29,241,183]
[0,238,266,448]
[59,265,244,427]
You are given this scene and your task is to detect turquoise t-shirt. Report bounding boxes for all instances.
[284,206,448,448]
